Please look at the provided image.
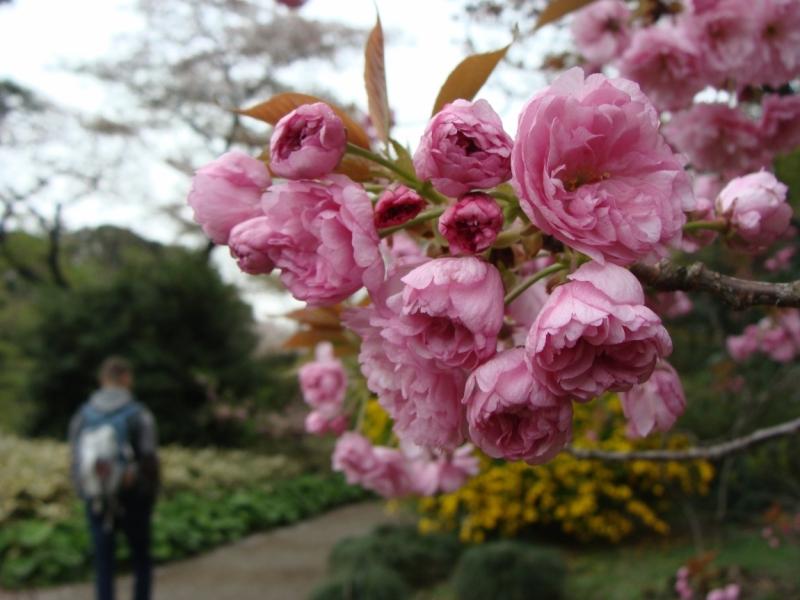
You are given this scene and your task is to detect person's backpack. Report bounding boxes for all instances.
[75,402,142,518]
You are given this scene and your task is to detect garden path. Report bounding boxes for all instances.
[0,501,406,600]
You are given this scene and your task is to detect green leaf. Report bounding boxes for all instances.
[535,0,598,30]
[432,39,514,116]
[364,16,390,146]
[390,139,415,177]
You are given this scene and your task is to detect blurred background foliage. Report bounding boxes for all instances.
[0,225,301,446]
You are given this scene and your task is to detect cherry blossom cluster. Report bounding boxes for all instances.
[727,309,800,363]
[571,0,800,178]
[187,52,793,496]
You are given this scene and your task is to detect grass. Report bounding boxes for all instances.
[413,526,800,600]
[565,528,800,599]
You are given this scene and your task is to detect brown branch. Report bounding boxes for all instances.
[563,415,800,462]
[631,259,800,310]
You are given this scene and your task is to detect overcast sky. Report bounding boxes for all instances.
[0,0,553,320]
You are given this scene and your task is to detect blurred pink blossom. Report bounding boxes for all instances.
[616,25,704,111]
[764,247,795,272]
[645,291,694,319]
[299,341,348,416]
[571,0,632,65]
[663,104,771,178]
[760,94,800,155]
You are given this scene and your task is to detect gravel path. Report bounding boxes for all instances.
[0,501,406,600]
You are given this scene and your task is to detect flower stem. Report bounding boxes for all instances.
[346,142,417,182]
[345,143,448,205]
[504,263,567,306]
[683,219,727,233]
[379,207,447,238]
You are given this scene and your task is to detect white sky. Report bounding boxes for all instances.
[0,0,553,320]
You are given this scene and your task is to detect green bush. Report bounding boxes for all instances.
[308,564,410,600]
[451,540,566,600]
[0,473,371,589]
[329,524,461,589]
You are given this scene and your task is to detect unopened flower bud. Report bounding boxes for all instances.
[269,102,346,180]
[438,192,504,255]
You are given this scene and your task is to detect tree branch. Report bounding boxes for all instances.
[563,415,800,462]
[631,259,800,310]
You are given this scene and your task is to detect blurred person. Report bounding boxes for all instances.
[68,356,159,600]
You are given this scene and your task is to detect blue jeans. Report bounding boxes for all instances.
[86,494,154,600]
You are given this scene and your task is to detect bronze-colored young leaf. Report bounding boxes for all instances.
[365,16,390,146]
[432,42,512,116]
[285,306,343,329]
[226,92,372,150]
[334,154,374,182]
[282,329,351,350]
[535,0,598,30]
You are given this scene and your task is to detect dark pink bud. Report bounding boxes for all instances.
[438,193,504,255]
[275,0,308,9]
[374,185,425,229]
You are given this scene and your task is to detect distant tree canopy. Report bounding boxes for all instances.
[23,226,295,445]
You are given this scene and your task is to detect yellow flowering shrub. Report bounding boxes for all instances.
[363,396,714,544]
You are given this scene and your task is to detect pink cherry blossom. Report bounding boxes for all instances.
[298,341,348,416]
[305,412,348,436]
[260,175,384,306]
[269,102,347,180]
[748,0,800,87]
[413,99,513,198]
[726,323,762,361]
[465,348,573,465]
[397,256,505,370]
[715,171,791,253]
[620,360,686,438]
[616,25,705,112]
[401,441,480,495]
[682,0,758,81]
[663,104,771,178]
[511,67,694,266]
[571,0,632,66]
[343,258,468,449]
[374,185,425,229]
[525,262,673,402]
[761,309,800,362]
[332,433,419,498]
[760,94,800,155]
[764,247,795,272]
[187,151,270,245]
[228,217,276,275]
[438,193,504,255]
[645,291,694,319]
